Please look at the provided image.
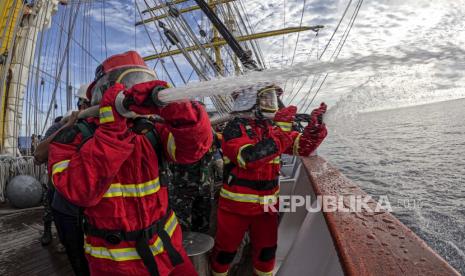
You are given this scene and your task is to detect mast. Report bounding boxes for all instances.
[143,27,320,61]
[139,1,322,70]
[136,0,236,26]
[210,0,224,75]
[193,0,258,70]
[0,0,63,155]
[66,4,72,112]
[137,0,322,114]
[0,0,23,151]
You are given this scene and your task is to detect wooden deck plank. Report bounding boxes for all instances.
[0,209,72,276]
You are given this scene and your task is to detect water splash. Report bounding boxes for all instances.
[159,44,465,103]
[325,64,465,123]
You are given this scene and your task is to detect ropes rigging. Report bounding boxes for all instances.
[41,0,82,134]
[0,0,364,157]
[303,0,364,113]
[282,0,363,114]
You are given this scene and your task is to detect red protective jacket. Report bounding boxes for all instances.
[48,98,212,275]
[219,117,327,215]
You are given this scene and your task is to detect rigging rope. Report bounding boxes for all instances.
[289,0,307,67]
[10,0,49,154]
[286,0,357,111]
[319,0,353,60]
[304,0,364,113]
[281,0,286,67]
[141,0,189,83]
[135,0,178,85]
[284,0,308,95]
[102,0,108,58]
[41,0,82,135]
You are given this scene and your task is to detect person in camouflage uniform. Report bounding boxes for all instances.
[168,149,214,234]
[35,116,63,246]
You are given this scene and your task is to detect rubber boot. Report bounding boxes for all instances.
[40,222,53,246]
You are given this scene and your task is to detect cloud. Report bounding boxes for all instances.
[44,0,465,109]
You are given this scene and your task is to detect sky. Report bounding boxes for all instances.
[237,0,465,112]
[32,0,465,129]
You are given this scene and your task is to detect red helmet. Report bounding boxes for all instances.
[87,51,158,105]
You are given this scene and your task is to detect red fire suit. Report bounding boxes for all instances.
[211,107,327,276]
[48,82,212,276]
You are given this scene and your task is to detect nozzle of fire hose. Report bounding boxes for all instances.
[295,113,312,123]
[295,113,324,124]
[151,85,167,107]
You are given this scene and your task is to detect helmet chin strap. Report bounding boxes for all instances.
[261,112,276,119]
[254,107,276,121]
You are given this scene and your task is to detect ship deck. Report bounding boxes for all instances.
[0,206,72,276]
[0,156,459,276]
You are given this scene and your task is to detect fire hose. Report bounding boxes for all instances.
[77,87,316,128]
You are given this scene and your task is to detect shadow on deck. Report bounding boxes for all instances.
[0,208,72,276]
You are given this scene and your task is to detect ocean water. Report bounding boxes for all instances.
[319,98,465,274]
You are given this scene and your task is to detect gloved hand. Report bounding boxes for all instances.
[123,80,169,115]
[159,101,199,127]
[274,105,297,132]
[310,102,327,125]
[296,122,327,156]
[99,83,128,133]
[61,111,79,129]
[270,126,295,153]
[303,123,327,140]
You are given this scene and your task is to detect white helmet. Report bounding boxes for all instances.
[76,83,91,110]
[76,83,90,100]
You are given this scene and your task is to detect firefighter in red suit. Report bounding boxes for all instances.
[211,84,328,276]
[48,51,212,276]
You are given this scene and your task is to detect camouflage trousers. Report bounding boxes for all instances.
[168,171,212,234]
[42,183,54,228]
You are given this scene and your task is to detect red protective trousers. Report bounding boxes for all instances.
[211,209,278,276]
[211,117,327,276]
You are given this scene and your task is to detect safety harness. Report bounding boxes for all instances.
[74,120,182,276]
[83,210,183,276]
[223,119,280,191]
[226,175,279,191]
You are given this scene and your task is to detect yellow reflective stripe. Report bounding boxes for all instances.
[260,107,278,113]
[220,188,279,205]
[276,121,292,132]
[52,160,70,175]
[103,178,160,198]
[268,156,280,164]
[223,156,231,164]
[254,268,274,276]
[167,132,176,161]
[237,144,252,169]
[99,106,115,124]
[84,244,140,261]
[212,270,229,276]
[84,213,178,262]
[293,133,302,155]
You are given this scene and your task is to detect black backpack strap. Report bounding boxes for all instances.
[145,130,169,187]
[145,130,162,158]
[52,120,96,148]
[75,120,97,149]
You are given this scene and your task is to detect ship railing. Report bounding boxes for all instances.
[274,156,460,276]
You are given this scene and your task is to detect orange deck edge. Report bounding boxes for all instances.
[301,156,460,276]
